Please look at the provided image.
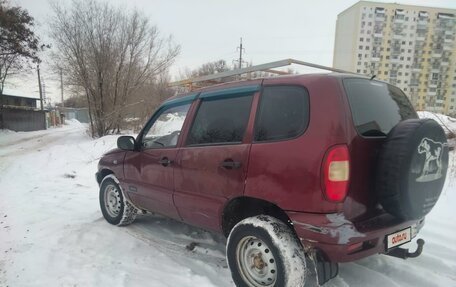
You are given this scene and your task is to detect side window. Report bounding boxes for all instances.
[142,103,191,149]
[187,94,253,145]
[254,86,310,142]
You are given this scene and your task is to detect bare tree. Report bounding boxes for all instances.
[124,72,175,132]
[0,0,44,128]
[49,0,180,137]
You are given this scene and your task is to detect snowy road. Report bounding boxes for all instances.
[0,121,455,287]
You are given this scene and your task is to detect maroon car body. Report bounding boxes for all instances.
[97,73,427,279]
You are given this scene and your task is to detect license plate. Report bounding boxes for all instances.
[386,227,411,249]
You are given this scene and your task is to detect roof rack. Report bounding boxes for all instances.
[169,58,356,89]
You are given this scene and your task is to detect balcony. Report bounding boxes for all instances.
[428,91,437,96]
[412,66,422,72]
[432,52,443,58]
[429,82,438,88]
[416,36,426,41]
[417,20,428,26]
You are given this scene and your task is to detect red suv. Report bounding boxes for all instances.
[96,74,449,286]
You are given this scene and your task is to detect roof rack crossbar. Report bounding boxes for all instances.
[169,58,355,87]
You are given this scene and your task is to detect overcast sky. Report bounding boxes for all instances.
[6,0,456,103]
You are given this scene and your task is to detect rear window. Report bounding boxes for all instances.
[343,78,417,137]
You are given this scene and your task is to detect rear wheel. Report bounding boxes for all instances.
[99,176,138,226]
[227,215,307,287]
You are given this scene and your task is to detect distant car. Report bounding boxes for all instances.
[96,74,449,286]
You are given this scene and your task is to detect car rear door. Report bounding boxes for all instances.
[173,85,260,231]
[123,97,195,220]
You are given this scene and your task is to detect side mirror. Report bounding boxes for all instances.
[117,136,136,151]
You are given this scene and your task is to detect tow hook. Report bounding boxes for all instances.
[386,238,425,259]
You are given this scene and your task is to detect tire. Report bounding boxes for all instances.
[375,119,449,220]
[99,175,138,226]
[227,215,307,287]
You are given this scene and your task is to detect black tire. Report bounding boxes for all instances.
[376,119,449,220]
[227,215,307,287]
[99,176,138,226]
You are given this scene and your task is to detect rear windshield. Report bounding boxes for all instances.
[343,78,417,137]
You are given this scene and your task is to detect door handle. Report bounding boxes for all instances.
[158,157,173,167]
[220,159,242,170]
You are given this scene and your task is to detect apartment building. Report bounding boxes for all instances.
[333,1,456,115]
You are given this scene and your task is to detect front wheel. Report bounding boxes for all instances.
[227,215,307,287]
[99,175,138,226]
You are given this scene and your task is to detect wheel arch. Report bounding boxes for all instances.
[221,196,294,237]
[97,168,114,185]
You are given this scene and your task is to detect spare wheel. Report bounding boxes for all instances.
[375,119,449,220]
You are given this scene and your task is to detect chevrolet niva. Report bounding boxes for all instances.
[96,74,449,286]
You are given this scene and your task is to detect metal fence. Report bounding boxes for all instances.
[3,108,46,131]
[60,107,89,123]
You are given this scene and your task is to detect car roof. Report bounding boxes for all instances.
[167,72,378,103]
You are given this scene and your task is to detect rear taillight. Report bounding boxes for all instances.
[321,145,350,202]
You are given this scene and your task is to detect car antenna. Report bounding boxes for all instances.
[370,75,376,80]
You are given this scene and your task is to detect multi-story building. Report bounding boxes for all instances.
[333,1,456,115]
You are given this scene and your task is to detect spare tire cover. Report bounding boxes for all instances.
[375,119,449,220]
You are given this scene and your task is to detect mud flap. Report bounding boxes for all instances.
[307,249,339,286]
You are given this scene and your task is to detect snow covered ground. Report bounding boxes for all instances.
[0,119,455,287]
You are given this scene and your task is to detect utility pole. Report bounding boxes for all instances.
[60,68,64,107]
[37,64,46,129]
[237,37,244,69]
[37,64,43,111]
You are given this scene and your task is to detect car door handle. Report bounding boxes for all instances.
[220,159,242,170]
[158,157,173,167]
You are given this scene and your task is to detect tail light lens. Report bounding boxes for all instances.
[321,145,350,202]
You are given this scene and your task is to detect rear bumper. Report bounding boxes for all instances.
[287,211,424,263]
